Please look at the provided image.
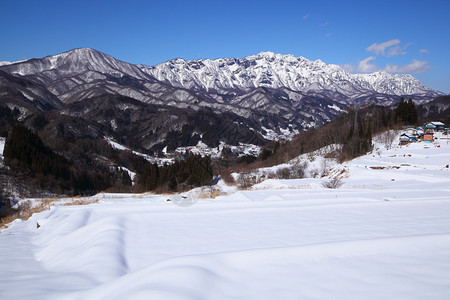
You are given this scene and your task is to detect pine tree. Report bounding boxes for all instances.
[394,97,418,125]
[4,124,99,195]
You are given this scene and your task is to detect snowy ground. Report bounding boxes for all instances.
[0,136,5,157]
[1,133,450,299]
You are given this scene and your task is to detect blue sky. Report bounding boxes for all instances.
[1,0,449,93]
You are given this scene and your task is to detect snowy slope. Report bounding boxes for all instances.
[1,49,443,142]
[2,48,150,80]
[0,137,5,157]
[142,52,441,101]
[1,134,450,299]
[0,59,26,67]
[0,137,4,167]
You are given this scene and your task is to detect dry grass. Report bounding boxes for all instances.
[0,214,19,229]
[370,166,400,170]
[1,196,100,230]
[344,184,385,190]
[61,198,99,206]
[132,192,157,199]
[189,190,229,199]
[247,184,313,191]
[0,198,56,229]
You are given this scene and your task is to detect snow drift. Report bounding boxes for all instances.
[1,133,450,299]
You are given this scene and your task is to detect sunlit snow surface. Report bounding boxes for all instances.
[1,134,450,299]
[0,137,5,157]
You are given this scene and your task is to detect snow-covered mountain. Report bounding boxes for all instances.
[1,49,441,107]
[0,48,444,151]
[142,51,440,104]
[0,48,167,104]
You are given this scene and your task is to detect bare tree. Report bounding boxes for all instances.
[320,159,330,177]
[237,171,259,189]
[290,162,308,179]
[376,130,397,150]
[276,168,291,179]
[322,176,344,189]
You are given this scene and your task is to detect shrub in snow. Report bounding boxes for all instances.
[271,163,308,180]
[265,171,276,179]
[310,168,320,178]
[320,159,331,177]
[237,171,260,189]
[220,168,236,185]
[290,162,307,179]
[276,168,291,179]
[322,177,344,189]
[375,130,397,150]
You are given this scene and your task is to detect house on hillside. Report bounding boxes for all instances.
[423,132,434,143]
[404,128,421,139]
[415,127,424,138]
[425,122,446,132]
[399,128,421,144]
[404,128,416,135]
[399,133,416,144]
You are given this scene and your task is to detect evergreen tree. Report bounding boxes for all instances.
[4,124,101,195]
[407,98,419,124]
[139,154,213,192]
[394,97,418,125]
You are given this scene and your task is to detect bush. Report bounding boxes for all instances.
[276,168,291,179]
[322,177,344,189]
[273,163,308,180]
[220,168,236,185]
[290,162,307,179]
[237,171,259,189]
[375,130,397,150]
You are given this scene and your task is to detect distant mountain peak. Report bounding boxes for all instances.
[0,49,444,145]
[144,52,441,99]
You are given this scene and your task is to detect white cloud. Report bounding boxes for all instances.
[387,46,405,57]
[347,41,430,74]
[386,42,411,57]
[340,64,355,73]
[357,56,378,73]
[384,59,430,73]
[302,14,310,20]
[325,33,331,37]
[366,39,400,56]
[354,56,429,74]
[319,22,329,27]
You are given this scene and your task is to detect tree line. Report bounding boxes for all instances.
[140,154,213,192]
[252,98,419,166]
[3,124,109,195]
[0,98,420,197]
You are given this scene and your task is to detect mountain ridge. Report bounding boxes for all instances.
[142,50,440,101]
[0,48,445,148]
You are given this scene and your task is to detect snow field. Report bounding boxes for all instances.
[0,136,5,157]
[0,133,450,299]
